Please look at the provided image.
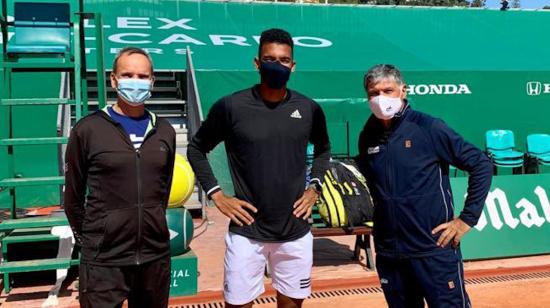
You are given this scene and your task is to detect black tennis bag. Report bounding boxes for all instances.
[317,159,374,227]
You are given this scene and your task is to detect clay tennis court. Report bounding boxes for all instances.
[2,207,549,308]
[168,207,550,308]
[170,269,550,308]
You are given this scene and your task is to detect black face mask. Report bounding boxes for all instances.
[259,60,291,89]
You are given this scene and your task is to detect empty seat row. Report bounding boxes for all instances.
[485,130,550,174]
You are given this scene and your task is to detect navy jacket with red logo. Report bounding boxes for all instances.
[355,105,493,258]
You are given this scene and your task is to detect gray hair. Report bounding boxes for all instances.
[112,46,154,74]
[363,64,404,90]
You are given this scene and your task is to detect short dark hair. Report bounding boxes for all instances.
[258,28,294,59]
[112,46,154,75]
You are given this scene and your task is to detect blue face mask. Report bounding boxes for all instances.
[259,61,291,90]
[116,78,152,106]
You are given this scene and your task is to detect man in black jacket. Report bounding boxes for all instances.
[356,64,493,307]
[187,28,330,308]
[64,47,176,308]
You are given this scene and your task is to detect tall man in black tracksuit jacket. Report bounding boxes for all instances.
[187,29,330,308]
[64,47,176,308]
[355,64,493,308]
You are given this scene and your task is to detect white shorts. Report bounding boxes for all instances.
[223,231,313,305]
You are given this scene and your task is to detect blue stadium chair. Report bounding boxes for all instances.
[526,134,550,173]
[6,2,71,55]
[485,130,524,174]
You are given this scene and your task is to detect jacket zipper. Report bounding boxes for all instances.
[135,127,157,265]
[107,121,142,265]
[385,144,392,196]
[102,111,159,265]
[136,148,142,265]
[107,120,143,265]
[385,140,400,257]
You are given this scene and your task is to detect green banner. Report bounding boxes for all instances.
[2,0,541,71]
[452,174,550,260]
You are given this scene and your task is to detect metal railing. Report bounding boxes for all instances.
[185,46,208,214]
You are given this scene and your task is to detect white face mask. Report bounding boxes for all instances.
[369,93,403,120]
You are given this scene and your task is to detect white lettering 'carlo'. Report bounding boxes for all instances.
[9,16,334,48]
[72,17,333,49]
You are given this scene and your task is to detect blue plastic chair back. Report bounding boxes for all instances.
[527,134,550,155]
[7,2,70,54]
[486,130,516,151]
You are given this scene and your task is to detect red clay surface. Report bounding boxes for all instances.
[1,206,549,307]
[274,278,550,308]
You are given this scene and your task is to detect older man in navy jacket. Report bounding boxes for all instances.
[355,64,493,308]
